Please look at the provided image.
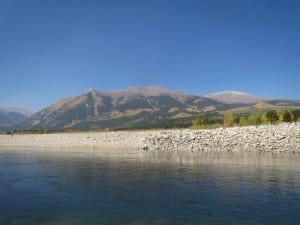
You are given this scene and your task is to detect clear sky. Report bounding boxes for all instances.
[1,0,300,111]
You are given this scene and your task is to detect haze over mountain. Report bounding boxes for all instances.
[0,108,33,128]
[204,90,267,104]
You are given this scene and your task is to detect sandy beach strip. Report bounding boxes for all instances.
[0,131,154,150]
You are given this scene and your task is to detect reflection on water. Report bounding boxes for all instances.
[0,149,299,225]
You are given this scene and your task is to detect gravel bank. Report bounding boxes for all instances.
[0,123,299,153]
[140,123,300,153]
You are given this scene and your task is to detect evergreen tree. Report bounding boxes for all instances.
[265,110,279,124]
[248,114,262,125]
[291,109,300,122]
[261,113,269,124]
[224,112,234,127]
[239,117,248,126]
[282,110,293,122]
[192,117,201,127]
[202,115,210,125]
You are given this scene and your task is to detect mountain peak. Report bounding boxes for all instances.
[204,90,267,104]
[85,87,97,93]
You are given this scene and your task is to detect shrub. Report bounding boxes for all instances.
[43,128,52,134]
[5,130,12,135]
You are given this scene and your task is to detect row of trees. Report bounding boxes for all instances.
[192,116,210,127]
[5,128,53,135]
[225,109,300,127]
[192,109,300,128]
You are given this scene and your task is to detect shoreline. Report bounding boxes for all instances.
[0,123,299,153]
[0,131,149,150]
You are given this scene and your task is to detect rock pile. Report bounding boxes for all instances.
[140,123,300,153]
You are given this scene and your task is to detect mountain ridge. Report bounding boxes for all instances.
[0,108,33,128]
[15,86,226,130]
[3,86,300,131]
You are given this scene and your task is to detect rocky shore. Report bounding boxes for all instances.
[140,123,300,153]
[0,123,299,153]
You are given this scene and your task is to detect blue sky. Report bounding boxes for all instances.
[1,0,300,111]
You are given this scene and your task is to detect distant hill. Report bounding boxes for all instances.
[204,90,267,104]
[254,99,300,108]
[0,108,33,127]
[16,86,227,130]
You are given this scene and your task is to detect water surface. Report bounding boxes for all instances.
[0,149,299,225]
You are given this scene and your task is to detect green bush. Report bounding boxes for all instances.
[5,130,12,135]
[43,128,52,134]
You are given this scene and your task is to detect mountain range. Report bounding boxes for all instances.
[15,87,226,130]
[3,87,300,131]
[0,108,33,128]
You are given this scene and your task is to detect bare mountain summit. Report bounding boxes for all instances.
[204,90,267,104]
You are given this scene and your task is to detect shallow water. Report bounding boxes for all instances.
[0,149,299,225]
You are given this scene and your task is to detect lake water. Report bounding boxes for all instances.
[0,149,299,225]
